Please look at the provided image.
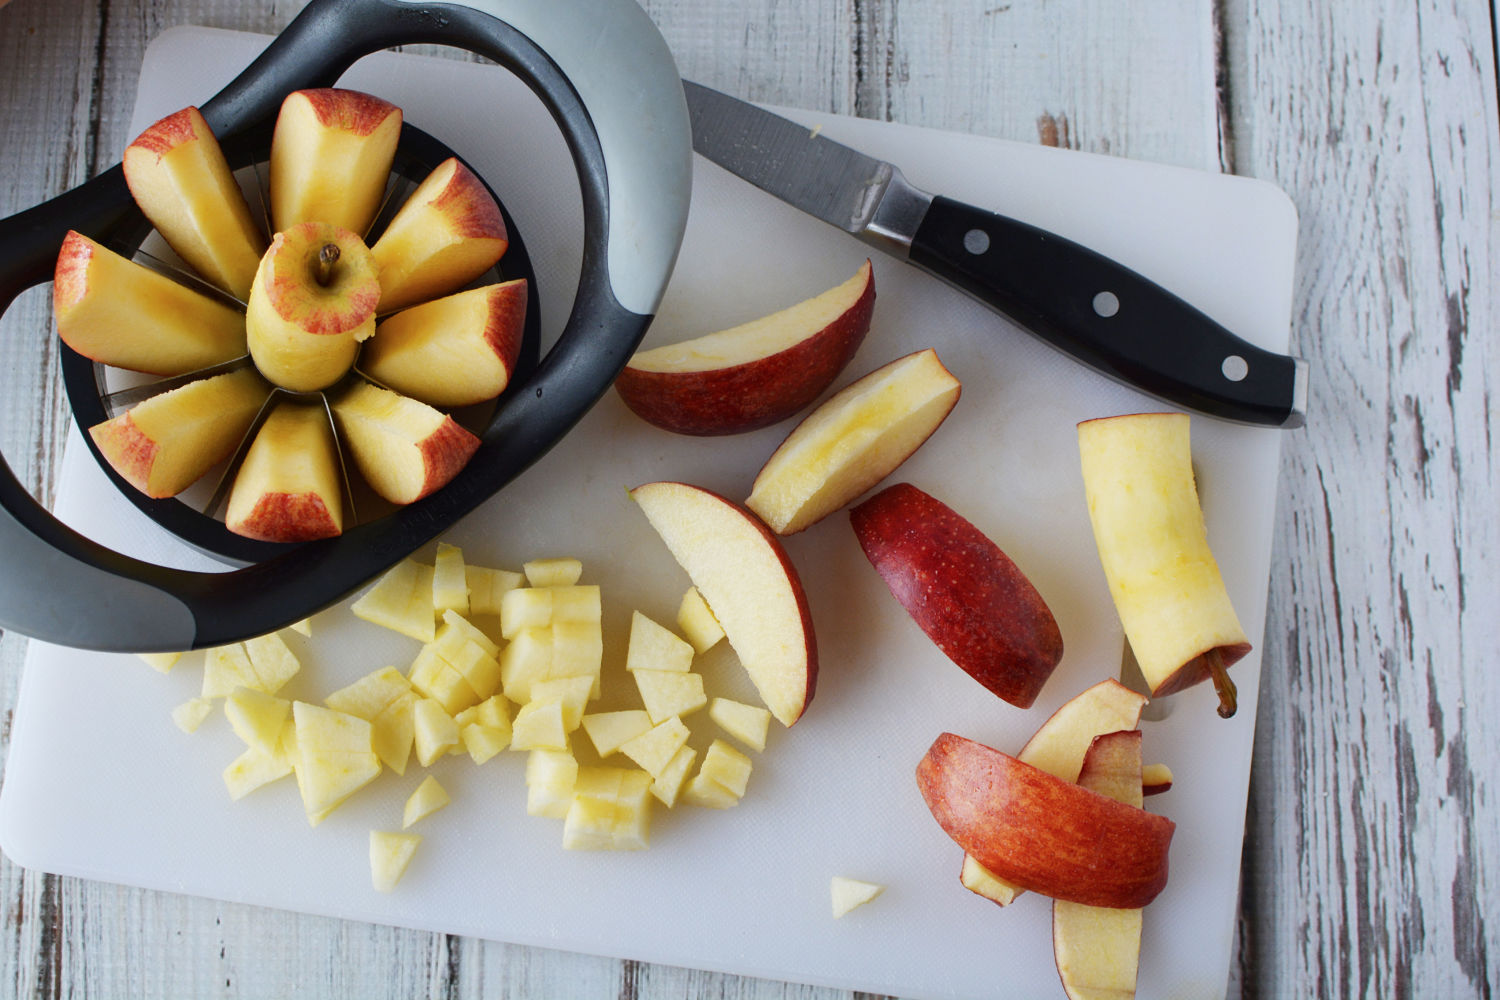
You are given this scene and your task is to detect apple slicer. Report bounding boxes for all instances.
[0,0,693,651]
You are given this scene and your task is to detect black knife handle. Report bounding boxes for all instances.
[907,195,1306,427]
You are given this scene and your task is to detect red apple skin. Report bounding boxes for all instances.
[916,732,1174,909]
[296,88,397,134]
[90,415,156,494]
[233,492,341,543]
[410,418,481,501]
[614,264,875,436]
[851,483,1063,708]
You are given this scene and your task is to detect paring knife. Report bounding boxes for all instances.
[682,80,1308,428]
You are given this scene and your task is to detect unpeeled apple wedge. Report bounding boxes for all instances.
[54,231,248,375]
[90,367,268,498]
[747,348,961,535]
[358,280,527,407]
[331,381,480,504]
[122,105,266,300]
[1078,412,1251,716]
[1053,730,1148,1000]
[225,402,343,542]
[615,260,875,435]
[629,481,817,727]
[370,157,509,313]
[850,482,1062,708]
[269,88,401,236]
[916,732,1173,908]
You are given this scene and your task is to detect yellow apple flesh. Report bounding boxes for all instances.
[330,380,480,504]
[122,105,266,300]
[269,88,402,237]
[89,367,268,498]
[616,259,875,435]
[1078,412,1250,713]
[630,481,817,726]
[246,222,380,392]
[359,280,527,406]
[370,156,509,313]
[54,231,248,375]
[225,402,344,542]
[747,347,961,534]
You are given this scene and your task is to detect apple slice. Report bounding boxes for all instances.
[747,348,961,535]
[359,280,527,407]
[90,367,268,498]
[1078,413,1251,715]
[916,732,1173,908]
[629,481,817,727]
[330,380,480,505]
[225,402,344,542]
[370,157,509,313]
[269,88,401,237]
[1053,730,1147,1000]
[122,105,266,300]
[851,482,1063,708]
[54,231,249,375]
[616,260,875,435]
[246,221,380,392]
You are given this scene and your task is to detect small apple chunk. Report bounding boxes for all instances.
[916,732,1173,908]
[292,701,382,825]
[851,483,1062,708]
[360,281,527,407]
[269,88,401,237]
[830,876,885,918]
[351,558,437,641]
[747,348,961,535]
[708,697,771,753]
[122,105,266,300]
[616,260,875,435]
[90,367,268,498]
[331,380,480,505]
[630,481,817,727]
[1078,413,1251,715]
[403,775,450,828]
[246,221,380,392]
[676,586,724,654]
[370,157,509,313]
[369,831,421,892]
[225,402,344,542]
[54,231,249,375]
[1053,730,1148,1000]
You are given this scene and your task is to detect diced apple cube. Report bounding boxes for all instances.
[370,831,422,892]
[626,611,694,672]
[403,774,450,828]
[171,696,215,733]
[676,586,725,654]
[563,767,653,850]
[524,557,583,588]
[475,693,512,732]
[700,739,753,798]
[529,676,592,733]
[326,666,413,719]
[432,632,501,705]
[224,687,291,755]
[462,723,509,764]
[288,618,312,637]
[466,565,524,616]
[243,632,301,694]
[139,651,184,673]
[551,620,603,684]
[562,795,627,851]
[634,669,707,724]
[352,559,437,641]
[432,542,470,616]
[499,625,552,703]
[650,745,697,808]
[709,697,772,753]
[439,609,500,658]
[408,645,481,716]
[223,746,293,800]
[619,716,690,778]
[525,748,578,818]
[551,585,602,624]
[291,702,382,825]
[500,587,552,638]
[682,773,740,810]
[412,698,460,766]
[201,643,257,698]
[510,698,568,751]
[830,876,885,917]
[581,710,653,758]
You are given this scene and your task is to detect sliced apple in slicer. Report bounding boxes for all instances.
[269,88,402,237]
[225,402,344,542]
[122,105,266,300]
[89,367,267,498]
[54,231,248,375]
[331,380,480,505]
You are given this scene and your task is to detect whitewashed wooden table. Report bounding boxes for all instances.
[1,0,1495,997]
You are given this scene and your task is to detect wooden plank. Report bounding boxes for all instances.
[1221,0,1500,996]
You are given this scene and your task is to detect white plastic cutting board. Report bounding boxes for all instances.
[0,28,1298,1000]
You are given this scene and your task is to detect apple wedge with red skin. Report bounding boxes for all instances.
[851,483,1062,708]
[916,732,1173,909]
[615,260,875,435]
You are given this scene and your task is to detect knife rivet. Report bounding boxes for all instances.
[962,229,990,255]
[1092,291,1120,318]
[1222,355,1249,382]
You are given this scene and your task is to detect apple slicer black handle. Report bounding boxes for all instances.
[906,196,1308,428]
[0,0,691,651]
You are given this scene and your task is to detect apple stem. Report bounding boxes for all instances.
[315,243,340,286]
[1206,648,1237,718]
